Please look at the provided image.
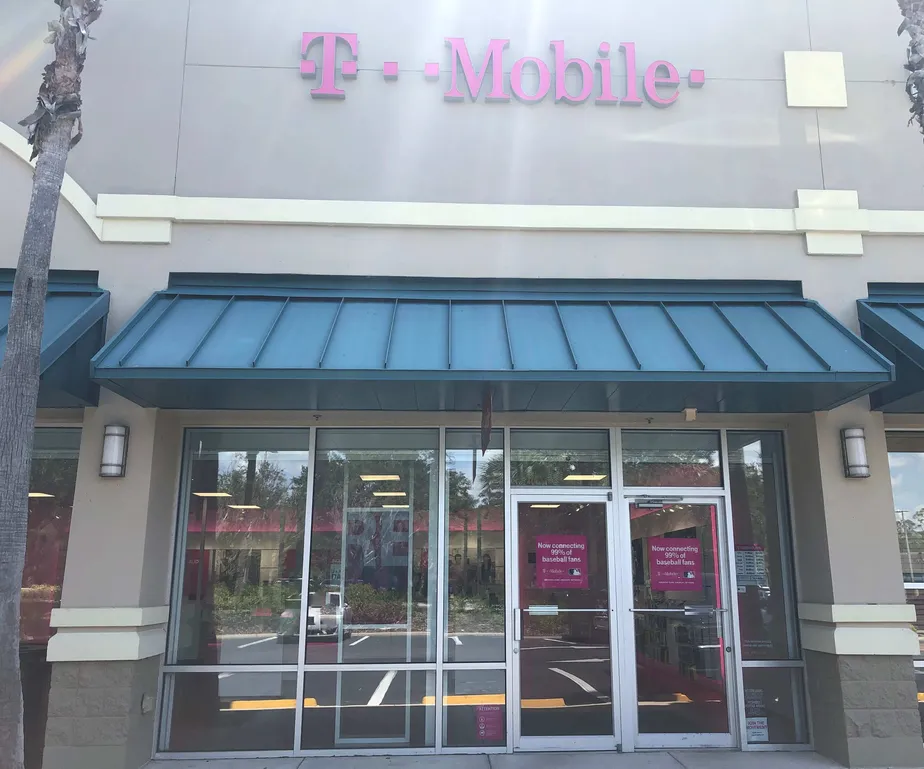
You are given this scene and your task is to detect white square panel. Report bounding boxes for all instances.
[784,51,848,108]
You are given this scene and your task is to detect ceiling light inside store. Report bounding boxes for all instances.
[373,491,407,497]
[382,504,410,509]
[193,492,232,498]
[563,474,607,481]
[361,474,401,481]
[228,505,261,509]
[530,504,560,509]
[28,492,54,498]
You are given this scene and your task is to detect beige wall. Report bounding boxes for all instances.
[60,401,181,610]
[789,403,906,606]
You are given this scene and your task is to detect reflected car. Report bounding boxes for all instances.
[277,590,352,642]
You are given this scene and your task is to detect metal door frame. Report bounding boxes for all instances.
[620,493,740,750]
[508,490,622,752]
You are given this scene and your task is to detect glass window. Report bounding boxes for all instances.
[172,430,310,665]
[622,430,722,487]
[22,429,81,646]
[307,429,438,664]
[162,671,298,752]
[445,430,505,662]
[727,432,798,660]
[443,669,506,747]
[510,429,610,487]
[742,668,808,744]
[22,428,81,769]
[301,670,436,749]
[886,432,924,657]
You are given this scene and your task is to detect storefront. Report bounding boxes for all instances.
[81,277,870,756]
[3,1,924,768]
[149,424,806,755]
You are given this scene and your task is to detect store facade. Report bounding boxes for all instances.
[3,1,924,768]
[153,423,808,755]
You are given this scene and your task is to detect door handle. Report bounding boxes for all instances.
[514,608,522,642]
[629,608,686,613]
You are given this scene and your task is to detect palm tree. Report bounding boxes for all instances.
[0,3,103,767]
[899,0,924,136]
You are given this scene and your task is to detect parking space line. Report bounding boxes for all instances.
[237,636,275,649]
[368,670,397,706]
[550,666,602,697]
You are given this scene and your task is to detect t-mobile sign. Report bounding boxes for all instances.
[301,34,705,106]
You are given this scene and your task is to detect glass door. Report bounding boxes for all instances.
[510,495,619,751]
[628,497,737,748]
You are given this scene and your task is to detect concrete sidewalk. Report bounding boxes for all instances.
[147,752,846,769]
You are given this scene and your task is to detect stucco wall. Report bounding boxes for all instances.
[0,0,916,206]
[0,0,920,334]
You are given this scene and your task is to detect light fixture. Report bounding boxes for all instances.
[841,428,870,479]
[563,474,607,482]
[361,474,401,482]
[372,491,407,497]
[530,504,560,509]
[28,492,54,499]
[683,407,697,422]
[194,492,232,498]
[382,504,410,509]
[99,425,129,478]
[228,505,261,510]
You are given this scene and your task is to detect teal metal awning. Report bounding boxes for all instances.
[859,290,924,412]
[0,276,110,407]
[92,277,892,413]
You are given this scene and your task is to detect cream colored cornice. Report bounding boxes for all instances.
[2,119,924,254]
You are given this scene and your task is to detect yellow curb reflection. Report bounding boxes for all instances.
[422,695,506,706]
[638,693,694,707]
[520,698,567,709]
[222,695,577,711]
[223,698,318,711]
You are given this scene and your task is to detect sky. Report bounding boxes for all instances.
[889,452,924,521]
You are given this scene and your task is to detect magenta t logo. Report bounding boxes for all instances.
[301,32,358,99]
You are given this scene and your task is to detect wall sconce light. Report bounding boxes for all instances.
[841,427,870,479]
[99,425,129,478]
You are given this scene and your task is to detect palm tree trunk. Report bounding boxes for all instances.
[0,2,102,765]
[0,114,77,769]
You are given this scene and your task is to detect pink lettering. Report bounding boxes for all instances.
[510,57,551,103]
[444,38,510,102]
[595,42,618,105]
[644,60,680,107]
[301,32,359,99]
[620,42,642,106]
[550,41,593,104]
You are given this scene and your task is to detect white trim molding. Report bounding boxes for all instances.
[798,602,920,657]
[795,189,864,256]
[5,120,924,253]
[46,605,169,662]
[0,121,103,240]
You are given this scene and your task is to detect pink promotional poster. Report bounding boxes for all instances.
[536,535,588,589]
[648,537,703,591]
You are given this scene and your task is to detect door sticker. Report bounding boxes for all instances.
[535,535,588,589]
[648,537,703,591]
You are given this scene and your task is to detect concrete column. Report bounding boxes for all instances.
[788,401,924,767]
[42,396,181,769]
